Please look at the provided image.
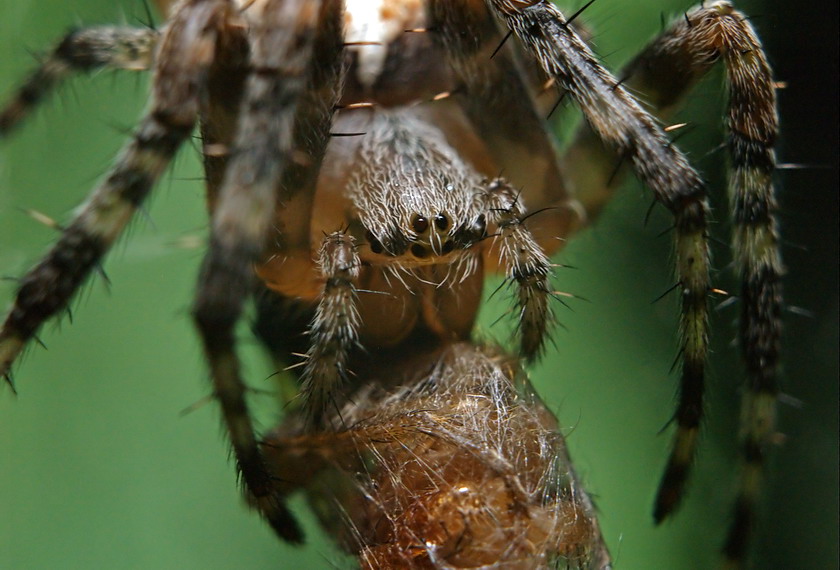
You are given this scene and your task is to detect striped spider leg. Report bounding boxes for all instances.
[629,6,781,565]
[560,3,782,565]
[0,0,344,542]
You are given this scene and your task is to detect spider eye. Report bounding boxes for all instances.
[473,214,486,235]
[434,213,449,231]
[365,230,384,254]
[411,215,429,234]
[410,244,429,258]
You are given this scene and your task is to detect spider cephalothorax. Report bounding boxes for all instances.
[0,0,785,567]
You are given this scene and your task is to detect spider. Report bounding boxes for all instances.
[0,0,836,568]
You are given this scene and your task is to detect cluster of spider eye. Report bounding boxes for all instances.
[0,0,789,568]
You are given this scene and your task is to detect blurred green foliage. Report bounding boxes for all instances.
[0,1,836,568]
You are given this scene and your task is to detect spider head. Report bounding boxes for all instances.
[349,111,489,266]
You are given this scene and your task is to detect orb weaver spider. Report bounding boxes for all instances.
[0,0,832,564]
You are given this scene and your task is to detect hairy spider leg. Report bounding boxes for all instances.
[0,0,223,391]
[482,179,555,360]
[300,231,361,423]
[191,0,344,542]
[0,26,159,136]
[560,3,781,565]
[630,4,780,564]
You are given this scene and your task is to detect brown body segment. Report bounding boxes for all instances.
[265,342,611,569]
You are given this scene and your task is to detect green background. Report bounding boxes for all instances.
[1,1,836,568]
